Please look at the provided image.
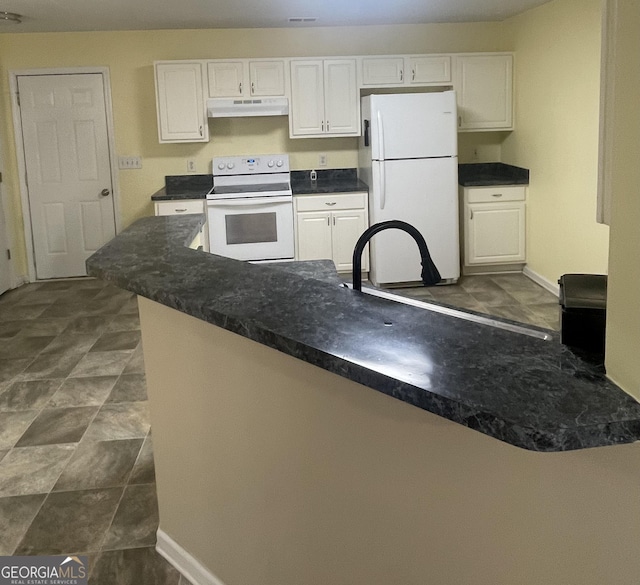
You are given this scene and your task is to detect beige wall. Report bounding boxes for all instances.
[501,0,610,285]
[604,0,640,396]
[140,297,640,585]
[0,23,507,278]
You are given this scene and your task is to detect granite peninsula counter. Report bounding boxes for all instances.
[86,214,640,453]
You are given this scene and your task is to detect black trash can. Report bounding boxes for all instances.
[558,274,607,356]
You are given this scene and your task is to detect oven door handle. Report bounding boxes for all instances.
[207,196,292,207]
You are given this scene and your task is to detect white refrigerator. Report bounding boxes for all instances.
[358,91,460,286]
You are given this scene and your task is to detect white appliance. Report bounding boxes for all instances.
[358,91,460,286]
[207,154,294,261]
[207,97,289,118]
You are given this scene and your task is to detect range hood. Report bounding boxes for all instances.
[207,97,289,118]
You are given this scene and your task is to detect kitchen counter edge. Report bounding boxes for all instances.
[86,214,640,454]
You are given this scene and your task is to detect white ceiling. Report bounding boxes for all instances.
[0,0,553,34]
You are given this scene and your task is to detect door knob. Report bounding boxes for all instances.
[100,188,110,197]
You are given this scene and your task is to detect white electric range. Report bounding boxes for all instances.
[206,154,294,262]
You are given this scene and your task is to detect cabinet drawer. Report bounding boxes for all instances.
[464,185,525,204]
[295,192,367,212]
[155,200,204,216]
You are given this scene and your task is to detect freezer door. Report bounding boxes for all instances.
[369,157,460,285]
[369,92,458,160]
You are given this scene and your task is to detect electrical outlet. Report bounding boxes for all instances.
[319,153,327,167]
[118,156,142,169]
[187,159,197,173]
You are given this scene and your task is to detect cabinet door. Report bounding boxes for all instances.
[332,210,368,272]
[455,54,513,131]
[408,56,451,84]
[296,211,333,261]
[361,57,404,86]
[466,202,525,264]
[323,59,359,135]
[155,63,207,143]
[249,61,285,96]
[290,61,325,136]
[207,61,245,97]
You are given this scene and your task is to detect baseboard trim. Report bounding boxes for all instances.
[523,266,560,297]
[156,529,228,585]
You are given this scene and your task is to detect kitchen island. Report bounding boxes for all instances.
[86,215,640,585]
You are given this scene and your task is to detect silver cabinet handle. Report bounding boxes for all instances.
[400,69,403,82]
[175,208,188,213]
[333,216,336,225]
[199,125,203,137]
[239,82,242,94]
[251,82,255,94]
[327,216,330,226]
[470,209,474,220]
[321,121,324,132]
[100,188,110,197]
[327,121,330,131]
[325,202,337,206]
[412,69,415,81]
[492,193,503,198]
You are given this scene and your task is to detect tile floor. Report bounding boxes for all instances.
[0,272,558,584]
[0,278,190,585]
[392,272,560,331]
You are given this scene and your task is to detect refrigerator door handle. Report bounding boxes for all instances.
[363,119,370,147]
[379,163,386,210]
[377,110,385,160]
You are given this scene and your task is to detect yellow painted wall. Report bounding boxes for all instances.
[0,23,507,278]
[605,0,640,397]
[501,0,609,285]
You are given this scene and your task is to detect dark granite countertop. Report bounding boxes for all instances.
[151,174,213,201]
[292,169,368,195]
[459,163,529,187]
[86,215,640,453]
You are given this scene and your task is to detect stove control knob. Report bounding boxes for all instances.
[217,163,225,170]
[227,162,235,170]
[276,160,284,168]
[268,160,275,168]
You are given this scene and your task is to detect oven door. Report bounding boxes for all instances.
[207,195,294,261]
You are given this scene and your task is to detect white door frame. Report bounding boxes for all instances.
[10,67,121,282]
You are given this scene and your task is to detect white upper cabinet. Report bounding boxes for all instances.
[360,55,451,87]
[290,59,358,138]
[407,55,451,84]
[249,61,285,96]
[155,62,208,143]
[454,54,514,131]
[207,59,285,98]
[361,57,405,86]
[207,61,244,97]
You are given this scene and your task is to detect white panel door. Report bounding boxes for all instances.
[455,54,513,130]
[369,158,459,285]
[296,212,332,261]
[323,59,358,135]
[156,62,207,142]
[18,74,116,280]
[0,186,11,294]
[207,61,245,97]
[290,61,325,136]
[369,92,458,160]
[249,61,285,96]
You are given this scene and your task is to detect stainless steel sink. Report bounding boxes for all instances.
[344,283,553,341]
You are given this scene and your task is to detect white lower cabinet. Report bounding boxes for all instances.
[154,199,209,252]
[461,185,525,270]
[294,192,368,272]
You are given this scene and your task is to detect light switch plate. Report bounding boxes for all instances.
[118,156,142,169]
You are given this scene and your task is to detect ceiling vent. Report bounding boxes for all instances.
[288,17,318,23]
